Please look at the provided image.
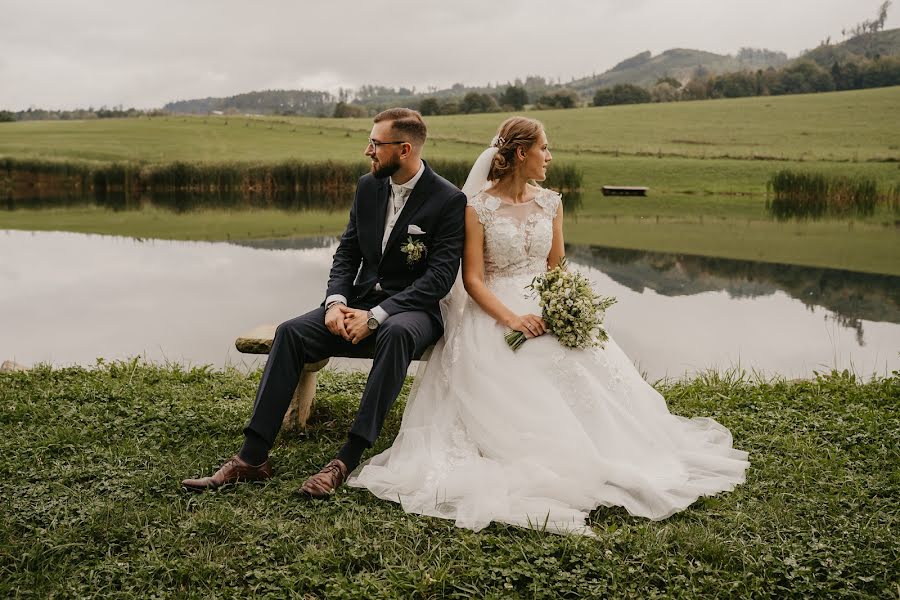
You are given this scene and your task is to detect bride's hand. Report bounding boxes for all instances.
[507,314,547,338]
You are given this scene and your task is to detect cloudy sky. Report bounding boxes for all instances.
[2,0,896,110]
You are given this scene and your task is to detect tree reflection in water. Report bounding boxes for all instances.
[566,244,900,347]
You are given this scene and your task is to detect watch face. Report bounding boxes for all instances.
[367,317,379,330]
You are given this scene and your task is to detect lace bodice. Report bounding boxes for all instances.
[468,187,561,282]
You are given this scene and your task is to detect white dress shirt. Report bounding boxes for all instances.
[326,161,425,324]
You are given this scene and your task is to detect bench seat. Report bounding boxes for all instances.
[236,324,433,430]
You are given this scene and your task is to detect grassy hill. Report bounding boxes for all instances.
[801,27,900,68]
[2,87,898,274]
[151,31,900,117]
[568,48,787,95]
[5,87,898,166]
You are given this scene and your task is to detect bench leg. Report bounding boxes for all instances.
[281,359,329,432]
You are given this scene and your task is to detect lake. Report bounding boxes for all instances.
[2,229,897,380]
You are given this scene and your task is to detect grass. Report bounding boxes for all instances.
[5,87,897,163]
[1,363,897,598]
[1,88,897,273]
[2,87,898,204]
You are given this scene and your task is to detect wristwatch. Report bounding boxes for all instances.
[366,310,380,330]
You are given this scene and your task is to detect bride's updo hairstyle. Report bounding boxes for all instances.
[488,117,544,182]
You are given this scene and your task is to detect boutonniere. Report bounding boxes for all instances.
[400,236,427,266]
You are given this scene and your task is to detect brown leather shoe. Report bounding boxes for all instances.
[181,455,272,492]
[299,459,348,498]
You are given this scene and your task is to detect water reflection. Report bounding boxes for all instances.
[4,188,583,215]
[1,230,896,380]
[566,245,900,347]
[3,190,355,213]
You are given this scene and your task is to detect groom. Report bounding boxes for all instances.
[183,108,467,496]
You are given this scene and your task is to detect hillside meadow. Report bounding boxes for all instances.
[1,87,898,273]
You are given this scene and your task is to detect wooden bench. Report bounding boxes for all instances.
[601,185,649,196]
[235,324,433,431]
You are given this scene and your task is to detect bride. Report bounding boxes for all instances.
[348,117,749,535]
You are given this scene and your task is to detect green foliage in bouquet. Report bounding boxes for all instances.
[505,257,617,351]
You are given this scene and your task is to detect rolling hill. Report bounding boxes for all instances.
[161,29,900,116]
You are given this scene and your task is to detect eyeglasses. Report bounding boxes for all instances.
[367,138,409,151]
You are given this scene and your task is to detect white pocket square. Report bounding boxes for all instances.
[407,225,426,235]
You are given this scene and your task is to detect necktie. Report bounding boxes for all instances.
[391,184,409,214]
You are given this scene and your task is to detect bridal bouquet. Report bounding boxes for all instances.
[505,258,617,351]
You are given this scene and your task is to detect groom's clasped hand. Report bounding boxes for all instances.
[324,304,373,345]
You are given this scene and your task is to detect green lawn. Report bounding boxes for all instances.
[1,364,897,598]
[2,86,898,197]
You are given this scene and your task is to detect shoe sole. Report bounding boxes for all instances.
[297,486,339,499]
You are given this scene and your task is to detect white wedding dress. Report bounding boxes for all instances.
[348,188,749,535]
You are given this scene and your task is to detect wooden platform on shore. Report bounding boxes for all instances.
[601,186,648,196]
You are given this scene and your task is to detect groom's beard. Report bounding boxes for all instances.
[371,156,401,179]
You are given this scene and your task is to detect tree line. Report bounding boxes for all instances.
[0,106,162,122]
[591,54,900,107]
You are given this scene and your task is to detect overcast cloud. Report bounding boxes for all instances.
[1,0,896,110]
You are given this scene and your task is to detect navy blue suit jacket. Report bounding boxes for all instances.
[325,161,467,328]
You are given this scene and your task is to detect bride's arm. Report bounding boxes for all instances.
[462,207,546,337]
[547,200,565,270]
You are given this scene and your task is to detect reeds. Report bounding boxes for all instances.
[3,157,585,210]
[766,169,890,219]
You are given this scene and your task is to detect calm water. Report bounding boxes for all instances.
[1,229,898,380]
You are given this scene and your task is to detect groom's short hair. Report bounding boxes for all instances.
[374,108,427,147]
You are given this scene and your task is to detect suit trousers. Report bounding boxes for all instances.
[243,298,441,451]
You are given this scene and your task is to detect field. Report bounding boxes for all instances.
[1,87,898,272]
[1,364,897,598]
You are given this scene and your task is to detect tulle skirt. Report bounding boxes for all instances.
[348,273,749,535]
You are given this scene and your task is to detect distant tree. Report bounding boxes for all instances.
[418,97,440,116]
[460,92,499,114]
[553,89,579,108]
[591,89,615,106]
[860,55,900,88]
[0,110,15,122]
[843,0,892,38]
[681,78,709,100]
[439,98,460,115]
[499,85,528,109]
[773,61,835,94]
[651,82,680,102]
[536,89,579,109]
[874,1,892,32]
[333,101,367,118]
[709,72,758,98]
[592,84,651,107]
[655,76,682,89]
[736,48,789,67]
[831,61,863,90]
